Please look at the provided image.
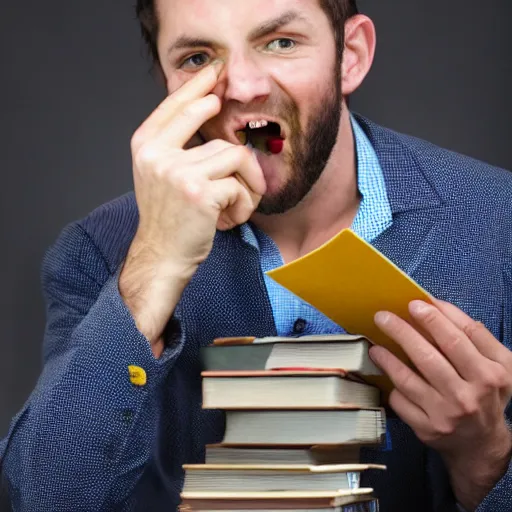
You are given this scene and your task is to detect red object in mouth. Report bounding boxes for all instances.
[267,137,284,155]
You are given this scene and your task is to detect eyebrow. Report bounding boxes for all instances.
[167,10,310,55]
[248,10,310,40]
[168,37,218,54]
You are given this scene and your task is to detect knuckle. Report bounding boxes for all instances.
[452,388,478,416]
[181,95,220,122]
[497,368,512,390]
[181,103,199,121]
[233,144,253,161]
[445,334,465,353]
[463,399,479,416]
[134,143,160,169]
[218,214,236,230]
[433,420,456,437]
[167,169,186,187]
[460,397,479,417]
[165,167,183,186]
[481,365,509,390]
[181,179,204,202]
[395,365,415,390]
[387,389,403,413]
[205,93,222,111]
[463,320,486,340]
[452,387,467,407]
[130,130,146,154]
[422,309,438,327]
[422,349,437,364]
[231,200,256,224]
[208,139,232,152]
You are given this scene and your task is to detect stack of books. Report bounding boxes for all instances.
[179,334,387,511]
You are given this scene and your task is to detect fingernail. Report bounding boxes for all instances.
[409,300,429,315]
[211,58,225,77]
[374,311,391,325]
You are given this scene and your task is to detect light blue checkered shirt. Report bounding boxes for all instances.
[240,115,393,336]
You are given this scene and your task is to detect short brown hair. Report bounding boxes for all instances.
[135,0,359,71]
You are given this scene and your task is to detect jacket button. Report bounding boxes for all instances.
[128,365,147,386]
[293,318,307,334]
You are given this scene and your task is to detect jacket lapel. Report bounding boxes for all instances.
[354,114,448,282]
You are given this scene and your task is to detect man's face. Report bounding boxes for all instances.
[157,0,342,214]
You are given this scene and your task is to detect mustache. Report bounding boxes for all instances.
[219,98,298,123]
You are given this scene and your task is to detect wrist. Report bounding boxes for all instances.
[444,426,512,511]
[126,235,199,283]
[119,243,196,348]
[445,424,512,471]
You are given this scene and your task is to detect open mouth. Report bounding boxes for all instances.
[235,120,284,155]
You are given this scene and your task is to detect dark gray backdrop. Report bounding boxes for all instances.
[1,0,511,439]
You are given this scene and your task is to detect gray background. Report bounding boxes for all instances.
[0,0,511,444]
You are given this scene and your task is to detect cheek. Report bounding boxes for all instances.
[166,76,181,95]
[268,59,334,123]
[269,58,324,89]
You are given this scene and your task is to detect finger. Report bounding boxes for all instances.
[374,311,464,397]
[433,299,512,370]
[192,145,266,197]
[137,61,224,142]
[369,345,438,412]
[388,389,431,436]
[154,94,222,149]
[220,190,261,229]
[409,300,496,381]
[209,177,260,228]
[186,139,234,161]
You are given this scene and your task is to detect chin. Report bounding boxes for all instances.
[260,172,286,198]
[255,189,293,216]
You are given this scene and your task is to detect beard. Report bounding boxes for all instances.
[256,65,343,215]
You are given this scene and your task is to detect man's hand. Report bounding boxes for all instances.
[370,299,512,511]
[120,60,266,356]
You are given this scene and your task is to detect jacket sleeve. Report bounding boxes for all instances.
[0,222,186,511]
[475,265,512,512]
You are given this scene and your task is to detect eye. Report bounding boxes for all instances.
[181,53,211,70]
[265,38,297,53]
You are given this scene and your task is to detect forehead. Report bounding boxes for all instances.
[156,0,324,40]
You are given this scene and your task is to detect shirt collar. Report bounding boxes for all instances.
[350,114,393,242]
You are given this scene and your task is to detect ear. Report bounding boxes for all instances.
[341,15,376,96]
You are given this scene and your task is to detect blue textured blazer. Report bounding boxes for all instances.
[1,115,511,512]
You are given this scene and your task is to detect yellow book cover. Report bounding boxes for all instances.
[267,229,433,397]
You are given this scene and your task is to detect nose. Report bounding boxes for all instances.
[214,53,271,105]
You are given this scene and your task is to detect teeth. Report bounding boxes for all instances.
[248,120,268,130]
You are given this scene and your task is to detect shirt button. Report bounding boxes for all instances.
[293,318,307,334]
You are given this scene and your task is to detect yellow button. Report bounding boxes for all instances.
[128,365,147,386]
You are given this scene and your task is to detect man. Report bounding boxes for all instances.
[1,0,511,510]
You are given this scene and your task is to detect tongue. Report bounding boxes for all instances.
[266,137,284,155]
